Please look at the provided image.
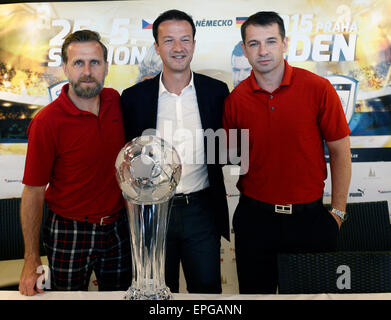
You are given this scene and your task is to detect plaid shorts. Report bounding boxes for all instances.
[43,208,132,291]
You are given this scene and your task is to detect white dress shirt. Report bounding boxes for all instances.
[156,72,209,194]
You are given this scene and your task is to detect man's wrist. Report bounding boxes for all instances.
[331,208,347,222]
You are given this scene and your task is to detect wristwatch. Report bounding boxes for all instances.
[331,208,347,222]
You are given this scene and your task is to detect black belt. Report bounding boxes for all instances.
[241,194,322,214]
[173,188,211,206]
[84,208,124,225]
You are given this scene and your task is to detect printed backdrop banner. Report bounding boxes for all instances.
[0,0,391,202]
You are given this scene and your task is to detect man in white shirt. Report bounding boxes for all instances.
[121,9,230,293]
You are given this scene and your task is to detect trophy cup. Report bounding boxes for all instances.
[115,135,181,300]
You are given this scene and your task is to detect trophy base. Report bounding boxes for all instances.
[123,286,173,300]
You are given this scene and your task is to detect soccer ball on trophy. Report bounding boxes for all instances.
[116,135,181,204]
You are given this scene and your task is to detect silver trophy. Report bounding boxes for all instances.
[115,135,181,300]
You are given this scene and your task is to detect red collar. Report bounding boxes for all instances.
[249,59,293,92]
[59,83,113,116]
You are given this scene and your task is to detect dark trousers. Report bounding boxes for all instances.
[233,195,339,294]
[165,190,222,294]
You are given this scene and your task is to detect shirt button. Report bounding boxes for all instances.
[270,95,273,99]
[271,106,275,110]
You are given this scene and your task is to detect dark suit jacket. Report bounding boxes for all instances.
[121,72,230,241]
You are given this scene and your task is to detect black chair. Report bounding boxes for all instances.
[0,198,47,261]
[278,251,391,294]
[336,201,391,251]
[277,201,391,294]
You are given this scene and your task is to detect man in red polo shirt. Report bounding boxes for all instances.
[19,30,131,296]
[223,12,352,294]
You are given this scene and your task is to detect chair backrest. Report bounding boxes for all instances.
[336,201,391,251]
[278,251,391,294]
[0,198,47,261]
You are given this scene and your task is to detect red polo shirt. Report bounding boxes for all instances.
[223,60,351,204]
[23,84,125,221]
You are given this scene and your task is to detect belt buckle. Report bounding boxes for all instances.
[100,215,110,226]
[275,204,292,214]
[175,194,190,204]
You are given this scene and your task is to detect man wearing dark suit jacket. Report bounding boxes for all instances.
[121,10,229,294]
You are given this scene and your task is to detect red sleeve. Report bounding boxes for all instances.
[22,116,56,186]
[223,94,244,165]
[318,80,351,142]
[223,95,235,147]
